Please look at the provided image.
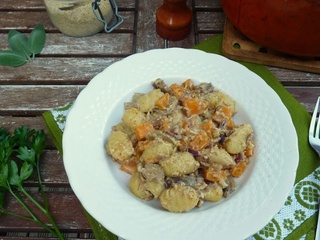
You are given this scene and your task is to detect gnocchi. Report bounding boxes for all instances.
[106,79,255,212]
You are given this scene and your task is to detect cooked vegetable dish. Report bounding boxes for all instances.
[106,79,255,213]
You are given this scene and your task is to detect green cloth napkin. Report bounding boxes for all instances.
[42,34,319,240]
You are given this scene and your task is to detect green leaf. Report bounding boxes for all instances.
[0,163,9,188]
[12,126,36,149]
[8,160,20,186]
[28,23,46,55]
[0,142,13,163]
[0,128,11,144]
[33,130,46,160]
[17,147,36,166]
[20,162,33,182]
[8,30,31,59]
[0,50,27,67]
[0,188,6,210]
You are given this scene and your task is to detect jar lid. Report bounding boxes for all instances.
[92,0,123,32]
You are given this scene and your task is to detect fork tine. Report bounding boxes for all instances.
[316,97,320,139]
[310,97,320,138]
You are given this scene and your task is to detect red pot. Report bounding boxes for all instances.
[221,0,320,57]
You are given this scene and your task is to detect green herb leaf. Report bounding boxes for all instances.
[12,126,36,149]
[0,188,6,210]
[17,146,36,166]
[0,50,27,67]
[8,160,20,186]
[8,30,31,59]
[0,128,11,144]
[0,142,13,164]
[0,126,63,238]
[33,130,46,161]
[0,163,9,188]
[20,162,33,182]
[28,23,46,55]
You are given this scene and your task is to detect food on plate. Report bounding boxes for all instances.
[106,79,255,212]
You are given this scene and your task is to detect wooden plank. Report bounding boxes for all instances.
[196,11,225,33]
[0,33,134,56]
[0,116,50,134]
[0,0,45,11]
[0,0,136,10]
[285,86,320,113]
[43,33,134,56]
[0,86,84,115]
[0,58,122,84]
[194,0,222,9]
[0,192,91,231]
[0,11,135,33]
[135,0,165,52]
[268,67,320,86]
[38,150,69,186]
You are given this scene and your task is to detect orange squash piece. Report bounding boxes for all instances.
[190,131,209,151]
[230,161,247,177]
[181,98,200,116]
[155,93,170,109]
[213,106,235,128]
[203,168,227,182]
[220,106,235,117]
[170,83,185,99]
[120,160,138,175]
[245,142,254,157]
[134,122,155,141]
[200,120,214,136]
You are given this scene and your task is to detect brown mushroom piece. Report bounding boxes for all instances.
[140,163,166,198]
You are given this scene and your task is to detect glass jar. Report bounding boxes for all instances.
[44,0,122,37]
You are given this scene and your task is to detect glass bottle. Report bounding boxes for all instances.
[156,0,192,41]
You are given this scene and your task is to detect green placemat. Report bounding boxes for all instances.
[43,34,319,240]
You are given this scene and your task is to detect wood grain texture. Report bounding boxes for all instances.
[0,0,319,238]
[222,19,320,73]
[0,192,91,231]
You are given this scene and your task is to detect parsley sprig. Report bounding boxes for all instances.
[0,126,64,239]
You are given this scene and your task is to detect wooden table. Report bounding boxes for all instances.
[0,0,319,239]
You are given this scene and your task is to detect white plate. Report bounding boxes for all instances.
[63,48,298,240]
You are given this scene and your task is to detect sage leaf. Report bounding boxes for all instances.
[0,50,27,67]
[28,23,46,55]
[8,30,31,59]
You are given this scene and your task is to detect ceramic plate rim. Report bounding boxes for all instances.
[62,48,299,240]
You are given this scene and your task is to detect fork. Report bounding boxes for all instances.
[309,97,320,156]
[308,96,320,239]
